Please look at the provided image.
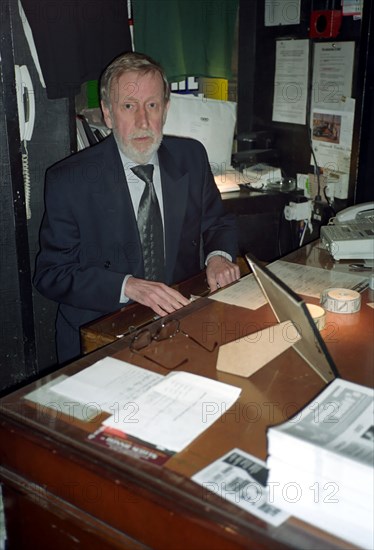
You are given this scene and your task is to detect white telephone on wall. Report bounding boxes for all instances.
[320,202,374,260]
[14,64,35,219]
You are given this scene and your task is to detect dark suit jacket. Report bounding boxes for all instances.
[34,134,238,363]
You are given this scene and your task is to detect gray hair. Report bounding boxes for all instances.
[100,52,170,108]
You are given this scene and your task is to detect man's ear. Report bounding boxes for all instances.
[101,100,113,129]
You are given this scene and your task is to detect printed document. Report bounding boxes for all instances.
[192,448,290,527]
[209,262,367,309]
[103,371,241,452]
[51,357,162,414]
[272,39,309,124]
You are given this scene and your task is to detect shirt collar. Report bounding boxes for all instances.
[117,146,159,170]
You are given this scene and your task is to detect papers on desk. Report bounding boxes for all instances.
[242,164,282,188]
[50,357,241,454]
[267,378,374,549]
[51,357,162,414]
[103,370,241,453]
[268,260,369,299]
[192,448,290,527]
[209,261,369,309]
[209,273,267,309]
[25,375,103,422]
[213,164,283,194]
[214,168,246,193]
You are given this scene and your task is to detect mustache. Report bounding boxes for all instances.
[129,130,155,139]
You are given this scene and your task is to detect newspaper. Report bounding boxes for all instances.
[267,379,374,549]
[192,448,289,527]
[268,378,373,484]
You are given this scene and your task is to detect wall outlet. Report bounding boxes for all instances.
[312,200,324,222]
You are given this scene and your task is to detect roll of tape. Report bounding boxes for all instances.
[320,288,361,314]
[306,303,326,330]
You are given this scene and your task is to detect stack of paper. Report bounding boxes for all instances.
[50,357,241,455]
[267,379,374,549]
[103,369,241,453]
[214,169,243,193]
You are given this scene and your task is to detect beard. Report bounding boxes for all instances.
[112,128,163,164]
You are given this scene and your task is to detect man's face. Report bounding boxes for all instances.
[102,70,169,164]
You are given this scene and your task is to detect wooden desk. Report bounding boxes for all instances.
[80,257,251,356]
[80,270,213,356]
[0,243,373,549]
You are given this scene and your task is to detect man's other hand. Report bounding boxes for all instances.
[125,277,190,317]
[206,256,240,292]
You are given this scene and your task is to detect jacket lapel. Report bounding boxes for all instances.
[158,142,189,284]
[97,136,144,275]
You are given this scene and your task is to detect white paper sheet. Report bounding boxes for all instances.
[192,448,290,526]
[268,260,368,299]
[209,273,267,309]
[311,42,355,112]
[163,93,237,173]
[214,169,243,193]
[272,39,309,124]
[311,99,355,174]
[310,41,355,175]
[342,0,363,16]
[209,263,368,310]
[24,375,100,422]
[51,357,162,414]
[265,0,301,26]
[103,371,241,452]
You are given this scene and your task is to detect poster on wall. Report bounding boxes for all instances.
[272,39,309,125]
[311,99,355,199]
[311,42,355,112]
[342,0,363,17]
[265,0,301,26]
[310,42,356,188]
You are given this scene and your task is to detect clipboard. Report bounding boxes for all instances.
[217,254,339,383]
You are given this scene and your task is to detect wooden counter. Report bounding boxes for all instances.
[0,242,373,549]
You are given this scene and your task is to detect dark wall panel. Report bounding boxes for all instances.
[238,0,372,201]
[0,0,72,394]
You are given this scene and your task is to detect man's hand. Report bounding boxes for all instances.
[125,277,190,317]
[206,255,240,292]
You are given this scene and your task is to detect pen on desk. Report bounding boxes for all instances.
[351,280,369,293]
[349,264,373,271]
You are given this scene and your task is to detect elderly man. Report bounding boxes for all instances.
[34,52,240,364]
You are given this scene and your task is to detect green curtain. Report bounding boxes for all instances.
[132,0,239,82]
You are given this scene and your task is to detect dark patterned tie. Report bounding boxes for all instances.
[131,164,165,281]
